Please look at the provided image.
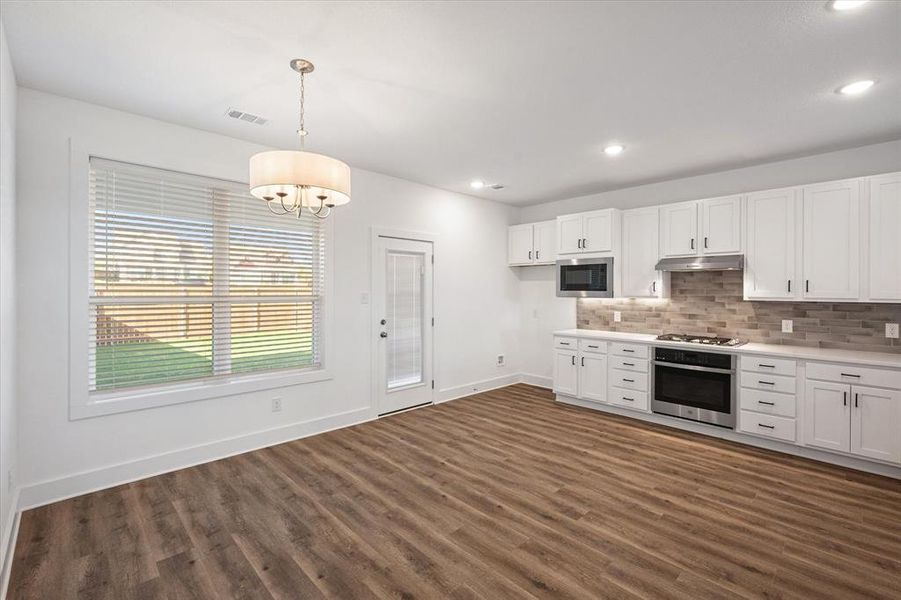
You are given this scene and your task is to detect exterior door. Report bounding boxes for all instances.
[553,349,579,396]
[659,201,698,257]
[745,188,798,300]
[578,354,607,403]
[804,380,850,453]
[700,196,741,255]
[507,224,534,265]
[373,236,434,415]
[802,179,860,299]
[851,385,901,463]
[557,215,583,255]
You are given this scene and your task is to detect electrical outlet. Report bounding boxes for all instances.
[271,397,282,412]
[496,354,505,367]
[887,323,899,339]
[782,319,793,333]
[613,311,622,323]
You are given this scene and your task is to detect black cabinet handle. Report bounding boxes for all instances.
[571,356,575,366]
[622,397,635,402]
[690,238,695,250]
[577,238,582,249]
[623,378,635,383]
[758,423,775,430]
[787,280,791,293]
[854,393,858,408]
[536,250,540,260]
[759,364,775,368]
[840,373,860,378]
[559,341,570,346]
[581,357,585,367]
[582,238,588,248]
[805,280,809,293]
[758,380,775,386]
[623,362,635,367]
[652,281,657,293]
[622,349,635,353]
[588,344,599,349]
[704,237,708,249]
[843,391,847,406]
[758,400,775,406]
[528,250,532,260]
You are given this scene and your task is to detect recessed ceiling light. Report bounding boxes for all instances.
[837,79,875,95]
[604,144,625,156]
[470,180,485,189]
[829,0,869,11]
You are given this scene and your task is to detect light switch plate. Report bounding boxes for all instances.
[613,311,622,323]
[782,319,793,333]
[887,323,899,339]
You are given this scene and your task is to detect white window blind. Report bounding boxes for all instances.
[89,157,325,393]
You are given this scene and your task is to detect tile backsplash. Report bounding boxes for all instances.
[578,270,901,354]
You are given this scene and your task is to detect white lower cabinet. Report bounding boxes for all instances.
[739,411,796,443]
[804,380,852,453]
[579,354,608,403]
[553,349,579,397]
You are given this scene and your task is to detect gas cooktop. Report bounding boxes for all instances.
[655,333,746,347]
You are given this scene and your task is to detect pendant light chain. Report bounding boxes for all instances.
[298,70,307,150]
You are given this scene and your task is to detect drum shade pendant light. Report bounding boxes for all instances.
[249,59,351,219]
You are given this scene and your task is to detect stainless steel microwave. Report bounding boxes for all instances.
[556,257,614,297]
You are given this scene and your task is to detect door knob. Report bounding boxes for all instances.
[380,331,388,338]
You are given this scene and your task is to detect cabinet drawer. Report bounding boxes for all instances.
[610,342,649,359]
[609,355,648,373]
[740,388,796,418]
[740,372,795,395]
[739,411,796,442]
[608,388,649,411]
[554,337,578,350]
[609,369,648,392]
[741,355,796,377]
[806,362,901,390]
[579,339,608,354]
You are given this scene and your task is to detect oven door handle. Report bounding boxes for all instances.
[653,360,735,375]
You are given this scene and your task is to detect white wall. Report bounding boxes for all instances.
[15,88,521,506]
[515,140,901,381]
[0,21,18,578]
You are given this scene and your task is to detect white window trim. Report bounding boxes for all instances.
[68,139,334,420]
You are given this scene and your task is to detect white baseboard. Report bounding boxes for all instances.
[17,407,373,512]
[1,486,21,600]
[437,373,522,403]
[556,394,901,479]
[519,373,552,389]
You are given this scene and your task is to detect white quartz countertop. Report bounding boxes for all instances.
[553,329,901,369]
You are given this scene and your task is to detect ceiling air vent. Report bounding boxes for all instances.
[225,108,268,126]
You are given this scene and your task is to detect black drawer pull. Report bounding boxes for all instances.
[758,423,775,430]
[622,397,634,402]
[623,378,635,383]
[588,345,599,348]
[758,364,775,368]
[559,341,570,346]
[758,380,775,386]
[757,400,775,406]
[840,373,860,378]
[622,349,635,353]
[622,362,635,367]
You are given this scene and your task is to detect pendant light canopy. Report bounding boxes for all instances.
[249,59,351,219]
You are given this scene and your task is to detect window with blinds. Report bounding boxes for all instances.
[89,158,325,393]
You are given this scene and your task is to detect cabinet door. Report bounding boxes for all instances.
[745,188,799,300]
[804,380,850,453]
[851,385,901,463]
[583,210,613,252]
[533,220,557,265]
[507,224,534,265]
[701,196,742,255]
[659,201,698,257]
[868,173,901,301]
[802,180,860,299]
[557,215,583,255]
[622,207,661,297]
[553,350,579,397]
[578,354,607,403]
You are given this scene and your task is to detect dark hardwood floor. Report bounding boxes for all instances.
[8,384,901,599]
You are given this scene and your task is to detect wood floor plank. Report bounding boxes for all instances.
[8,384,901,599]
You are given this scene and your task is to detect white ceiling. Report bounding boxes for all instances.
[3,1,900,205]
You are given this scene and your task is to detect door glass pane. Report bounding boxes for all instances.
[387,251,423,388]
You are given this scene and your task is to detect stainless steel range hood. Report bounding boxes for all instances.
[654,254,744,272]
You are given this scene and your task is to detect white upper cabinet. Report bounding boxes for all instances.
[802,179,860,300]
[507,220,556,266]
[622,206,664,298]
[659,201,698,257]
[507,224,533,266]
[745,187,799,300]
[660,196,741,258]
[557,209,616,255]
[701,196,742,255]
[867,173,901,302]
